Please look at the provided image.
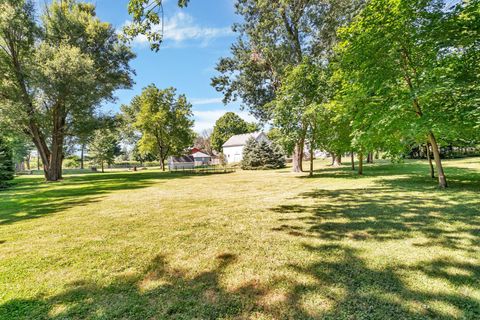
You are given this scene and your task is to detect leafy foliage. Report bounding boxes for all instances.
[123,0,189,51]
[88,129,121,173]
[122,85,195,170]
[241,138,285,170]
[0,0,134,181]
[210,112,258,152]
[334,0,480,187]
[0,136,14,183]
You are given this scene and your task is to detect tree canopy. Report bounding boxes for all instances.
[210,112,258,152]
[0,0,134,181]
[334,0,480,187]
[122,85,195,171]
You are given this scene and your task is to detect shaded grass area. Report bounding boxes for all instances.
[0,171,190,225]
[0,158,479,319]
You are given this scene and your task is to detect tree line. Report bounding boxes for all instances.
[210,0,480,188]
[1,0,479,188]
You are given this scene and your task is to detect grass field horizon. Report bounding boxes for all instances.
[1,158,479,319]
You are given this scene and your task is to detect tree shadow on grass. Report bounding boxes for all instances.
[0,253,295,320]
[272,185,480,251]
[0,171,191,226]
[269,165,480,318]
[285,244,480,319]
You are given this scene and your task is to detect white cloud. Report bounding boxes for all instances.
[127,12,233,48]
[193,109,256,133]
[190,97,223,105]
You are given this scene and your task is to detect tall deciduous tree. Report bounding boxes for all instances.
[212,0,363,172]
[88,128,120,173]
[0,0,134,181]
[336,0,479,188]
[210,112,257,152]
[123,85,195,171]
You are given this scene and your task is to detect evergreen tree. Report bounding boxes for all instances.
[0,137,14,183]
[241,138,285,170]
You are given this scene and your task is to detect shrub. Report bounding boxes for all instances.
[241,138,285,170]
[0,137,14,185]
[63,156,81,169]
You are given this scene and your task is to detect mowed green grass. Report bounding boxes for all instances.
[0,158,479,320]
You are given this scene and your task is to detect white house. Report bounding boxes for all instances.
[222,132,269,163]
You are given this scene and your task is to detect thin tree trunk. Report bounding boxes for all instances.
[351,152,355,171]
[358,152,363,175]
[331,152,335,166]
[309,146,314,177]
[426,143,435,179]
[428,132,447,188]
[80,144,85,170]
[366,152,374,163]
[400,47,447,188]
[25,153,31,170]
[101,161,104,173]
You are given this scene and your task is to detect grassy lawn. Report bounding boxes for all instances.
[0,158,479,319]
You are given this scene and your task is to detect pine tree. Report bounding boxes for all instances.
[242,138,285,170]
[0,137,14,184]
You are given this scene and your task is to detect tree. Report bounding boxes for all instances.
[336,0,479,188]
[241,138,285,170]
[210,112,257,152]
[88,129,120,173]
[194,129,214,155]
[212,0,363,172]
[122,85,195,171]
[0,0,134,181]
[0,136,14,183]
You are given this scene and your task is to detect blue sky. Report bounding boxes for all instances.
[38,0,254,133]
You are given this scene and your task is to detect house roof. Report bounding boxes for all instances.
[190,148,201,154]
[192,151,211,158]
[170,155,194,163]
[223,132,265,147]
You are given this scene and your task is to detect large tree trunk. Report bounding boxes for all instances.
[46,108,66,181]
[160,157,166,171]
[332,154,342,167]
[428,132,447,188]
[358,152,363,175]
[26,109,65,181]
[426,143,435,179]
[351,152,355,171]
[292,142,304,173]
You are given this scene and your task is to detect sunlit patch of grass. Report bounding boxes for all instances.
[0,157,479,319]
